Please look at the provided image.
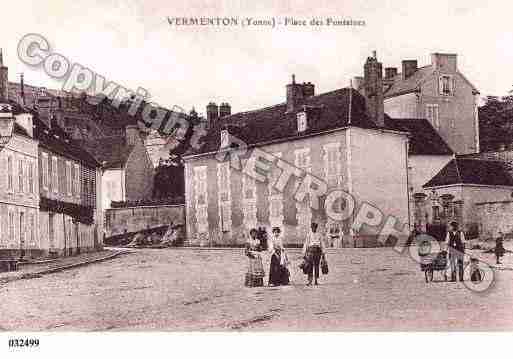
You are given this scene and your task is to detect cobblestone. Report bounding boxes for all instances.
[0,247,512,331]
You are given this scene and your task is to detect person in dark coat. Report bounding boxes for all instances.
[445,221,465,282]
[268,227,290,286]
[495,232,506,265]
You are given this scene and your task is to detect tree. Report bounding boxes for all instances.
[479,95,513,151]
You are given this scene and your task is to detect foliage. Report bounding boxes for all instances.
[479,95,513,151]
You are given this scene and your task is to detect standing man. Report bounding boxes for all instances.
[302,222,324,286]
[445,221,465,282]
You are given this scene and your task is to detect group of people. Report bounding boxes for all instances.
[244,222,327,288]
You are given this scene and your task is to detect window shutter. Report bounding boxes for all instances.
[439,76,444,95]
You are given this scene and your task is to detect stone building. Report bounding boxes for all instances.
[183,53,411,247]
[422,157,513,238]
[34,115,103,257]
[0,102,39,258]
[355,53,480,155]
[384,117,454,231]
[1,50,103,258]
[79,125,154,212]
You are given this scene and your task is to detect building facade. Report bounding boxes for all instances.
[80,125,154,212]
[184,53,411,247]
[35,116,103,256]
[356,53,480,155]
[0,102,40,258]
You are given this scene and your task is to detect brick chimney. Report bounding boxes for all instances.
[385,67,398,79]
[302,82,315,97]
[219,102,231,118]
[206,102,219,123]
[125,124,141,146]
[431,53,457,72]
[0,49,8,102]
[286,74,304,112]
[286,75,316,112]
[363,51,384,128]
[402,60,418,79]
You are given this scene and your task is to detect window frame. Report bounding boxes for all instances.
[426,104,440,130]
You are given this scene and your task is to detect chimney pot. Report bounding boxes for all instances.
[206,102,219,123]
[385,67,398,79]
[219,102,231,118]
[363,53,384,127]
[402,60,418,79]
[0,49,8,102]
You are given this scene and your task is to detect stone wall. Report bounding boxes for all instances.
[475,200,513,240]
[104,204,185,238]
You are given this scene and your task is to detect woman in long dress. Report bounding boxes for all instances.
[245,228,265,287]
[268,227,290,286]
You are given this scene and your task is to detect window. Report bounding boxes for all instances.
[220,130,229,148]
[74,164,80,196]
[294,148,311,170]
[7,155,13,191]
[426,104,440,130]
[217,163,232,231]
[324,143,342,187]
[268,152,284,229]
[66,161,72,195]
[439,75,455,96]
[433,206,440,221]
[297,111,307,132]
[28,161,34,194]
[19,212,25,248]
[52,157,58,193]
[42,153,49,189]
[8,210,15,244]
[18,159,24,193]
[30,213,35,247]
[193,166,209,233]
[218,163,231,203]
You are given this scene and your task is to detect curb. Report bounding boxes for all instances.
[0,250,127,284]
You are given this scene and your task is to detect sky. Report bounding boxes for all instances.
[1,0,512,115]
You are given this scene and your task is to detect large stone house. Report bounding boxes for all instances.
[355,53,480,155]
[183,53,411,247]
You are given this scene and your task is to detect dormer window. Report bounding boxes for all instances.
[220,129,229,148]
[439,75,455,96]
[297,111,307,132]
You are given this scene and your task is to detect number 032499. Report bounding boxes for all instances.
[8,338,40,348]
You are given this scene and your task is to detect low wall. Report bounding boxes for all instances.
[104,204,185,238]
[475,200,513,240]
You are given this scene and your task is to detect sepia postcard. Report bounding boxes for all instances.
[1,0,513,357]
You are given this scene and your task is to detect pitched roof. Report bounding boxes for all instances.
[383,66,479,99]
[383,66,432,98]
[78,137,134,169]
[186,88,378,156]
[423,158,513,187]
[384,117,453,155]
[33,114,100,168]
[2,100,32,138]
